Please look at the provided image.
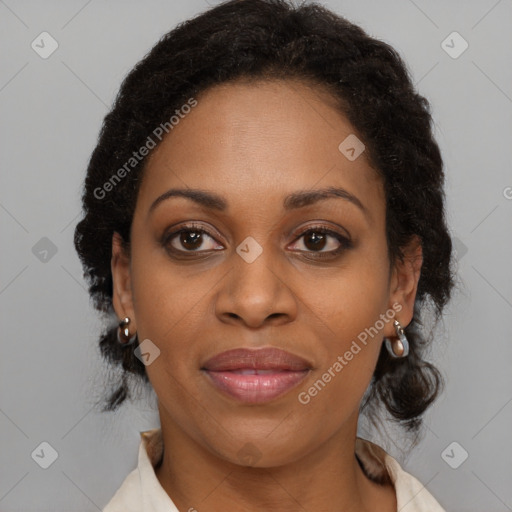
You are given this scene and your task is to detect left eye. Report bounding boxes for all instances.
[289,227,348,254]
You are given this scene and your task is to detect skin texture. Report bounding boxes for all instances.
[111,79,422,512]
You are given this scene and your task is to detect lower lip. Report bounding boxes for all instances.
[203,369,309,404]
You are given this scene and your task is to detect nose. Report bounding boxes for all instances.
[214,239,298,329]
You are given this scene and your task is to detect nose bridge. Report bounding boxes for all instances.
[216,234,296,327]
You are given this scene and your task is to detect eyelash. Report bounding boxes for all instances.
[162,222,353,260]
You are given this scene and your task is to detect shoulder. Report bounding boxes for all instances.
[356,437,446,512]
[102,429,177,512]
[102,468,140,512]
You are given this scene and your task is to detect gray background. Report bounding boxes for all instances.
[1,0,511,511]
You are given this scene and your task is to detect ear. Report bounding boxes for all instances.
[111,231,136,330]
[384,235,422,336]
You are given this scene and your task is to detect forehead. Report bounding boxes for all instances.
[137,78,383,219]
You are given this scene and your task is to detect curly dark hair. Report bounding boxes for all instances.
[74,0,454,433]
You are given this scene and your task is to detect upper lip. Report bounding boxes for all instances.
[202,347,312,372]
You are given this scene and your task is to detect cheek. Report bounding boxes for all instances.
[130,239,210,334]
[306,239,391,343]
[297,238,390,404]
[129,253,207,418]
[128,247,212,398]
[295,283,388,438]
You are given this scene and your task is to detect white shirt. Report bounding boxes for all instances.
[103,428,446,511]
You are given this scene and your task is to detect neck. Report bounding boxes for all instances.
[154,408,396,512]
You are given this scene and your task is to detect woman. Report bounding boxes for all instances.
[74,0,453,510]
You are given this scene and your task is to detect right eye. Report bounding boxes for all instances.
[163,223,224,254]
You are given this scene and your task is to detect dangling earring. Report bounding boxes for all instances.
[117,316,137,345]
[385,320,409,358]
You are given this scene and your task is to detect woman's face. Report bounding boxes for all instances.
[112,78,421,466]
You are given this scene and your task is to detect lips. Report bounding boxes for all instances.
[202,347,311,372]
[201,347,312,404]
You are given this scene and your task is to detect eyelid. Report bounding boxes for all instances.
[288,220,352,242]
[161,220,231,249]
[287,224,353,257]
[162,220,352,256]
[161,221,223,244]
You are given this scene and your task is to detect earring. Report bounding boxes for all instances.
[385,320,409,358]
[117,316,137,345]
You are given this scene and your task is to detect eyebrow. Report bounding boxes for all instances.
[148,185,368,217]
